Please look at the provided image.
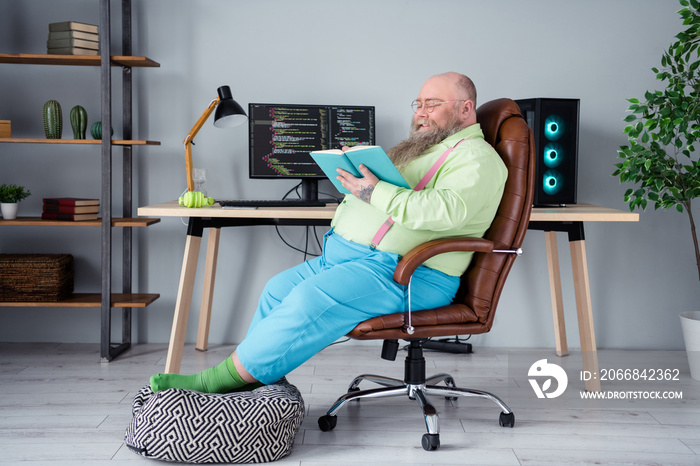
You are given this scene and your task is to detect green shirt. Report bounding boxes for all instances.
[331,124,508,276]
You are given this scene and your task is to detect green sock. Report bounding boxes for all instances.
[150,355,248,394]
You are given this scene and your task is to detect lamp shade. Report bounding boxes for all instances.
[213,85,247,128]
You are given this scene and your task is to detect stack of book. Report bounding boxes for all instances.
[41,198,99,221]
[47,21,99,56]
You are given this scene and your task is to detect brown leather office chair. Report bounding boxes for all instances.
[317,98,536,451]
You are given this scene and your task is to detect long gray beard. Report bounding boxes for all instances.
[387,118,465,169]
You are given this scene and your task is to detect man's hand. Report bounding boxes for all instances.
[337,164,379,203]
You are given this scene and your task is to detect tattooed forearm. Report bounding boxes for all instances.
[358,185,375,203]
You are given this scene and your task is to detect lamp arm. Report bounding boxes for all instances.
[183,96,220,192]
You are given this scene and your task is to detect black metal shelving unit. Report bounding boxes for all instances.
[0,0,161,362]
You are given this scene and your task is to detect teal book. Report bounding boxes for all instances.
[310,145,410,194]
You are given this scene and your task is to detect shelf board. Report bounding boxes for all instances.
[0,217,161,227]
[0,138,160,145]
[0,53,160,68]
[0,293,160,308]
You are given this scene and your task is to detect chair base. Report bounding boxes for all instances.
[318,341,515,451]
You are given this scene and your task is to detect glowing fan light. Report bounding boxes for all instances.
[544,114,565,141]
[542,169,563,195]
[543,142,564,168]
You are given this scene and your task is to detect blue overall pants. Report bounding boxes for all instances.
[236,230,460,384]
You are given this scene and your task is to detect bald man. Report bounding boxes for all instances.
[150,72,508,394]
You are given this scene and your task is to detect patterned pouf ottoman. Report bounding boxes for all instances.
[124,378,305,463]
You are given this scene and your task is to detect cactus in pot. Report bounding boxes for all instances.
[42,100,62,139]
[69,105,88,139]
[90,121,113,140]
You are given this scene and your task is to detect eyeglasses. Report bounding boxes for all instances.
[411,99,466,113]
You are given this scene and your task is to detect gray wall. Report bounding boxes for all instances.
[1,0,698,350]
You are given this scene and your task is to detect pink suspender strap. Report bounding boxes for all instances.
[370,217,396,249]
[369,138,470,249]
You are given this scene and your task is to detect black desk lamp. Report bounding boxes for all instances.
[183,85,247,193]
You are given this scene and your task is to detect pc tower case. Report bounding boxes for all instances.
[515,98,580,206]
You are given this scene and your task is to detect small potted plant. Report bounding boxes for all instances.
[0,184,31,220]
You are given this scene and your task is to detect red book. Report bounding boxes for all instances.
[43,197,99,206]
[41,211,98,221]
[43,204,99,214]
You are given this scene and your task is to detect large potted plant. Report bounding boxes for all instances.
[614,0,700,380]
[0,183,31,220]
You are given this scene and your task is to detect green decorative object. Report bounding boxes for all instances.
[69,105,88,139]
[178,191,215,208]
[42,100,62,139]
[90,121,114,140]
[613,0,700,282]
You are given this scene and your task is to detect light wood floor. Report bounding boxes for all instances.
[0,341,698,465]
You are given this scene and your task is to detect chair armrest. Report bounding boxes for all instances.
[393,237,494,285]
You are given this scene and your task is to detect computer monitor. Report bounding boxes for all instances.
[248,103,376,202]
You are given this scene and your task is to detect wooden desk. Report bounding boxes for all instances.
[529,203,638,391]
[138,201,638,391]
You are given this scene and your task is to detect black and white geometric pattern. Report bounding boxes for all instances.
[124,378,305,463]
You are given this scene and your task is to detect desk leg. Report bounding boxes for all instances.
[196,227,220,351]
[545,231,569,357]
[569,237,601,392]
[164,232,202,374]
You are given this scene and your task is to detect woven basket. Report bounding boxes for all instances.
[0,254,74,302]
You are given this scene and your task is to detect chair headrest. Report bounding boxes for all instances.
[476,98,524,146]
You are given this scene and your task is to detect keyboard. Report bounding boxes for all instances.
[218,199,328,208]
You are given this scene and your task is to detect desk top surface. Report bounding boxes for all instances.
[530,203,639,222]
[137,200,338,219]
[138,200,639,223]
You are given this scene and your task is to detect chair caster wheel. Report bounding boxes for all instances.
[421,433,440,451]
[318,414,338,432]
[499,411,515,427]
